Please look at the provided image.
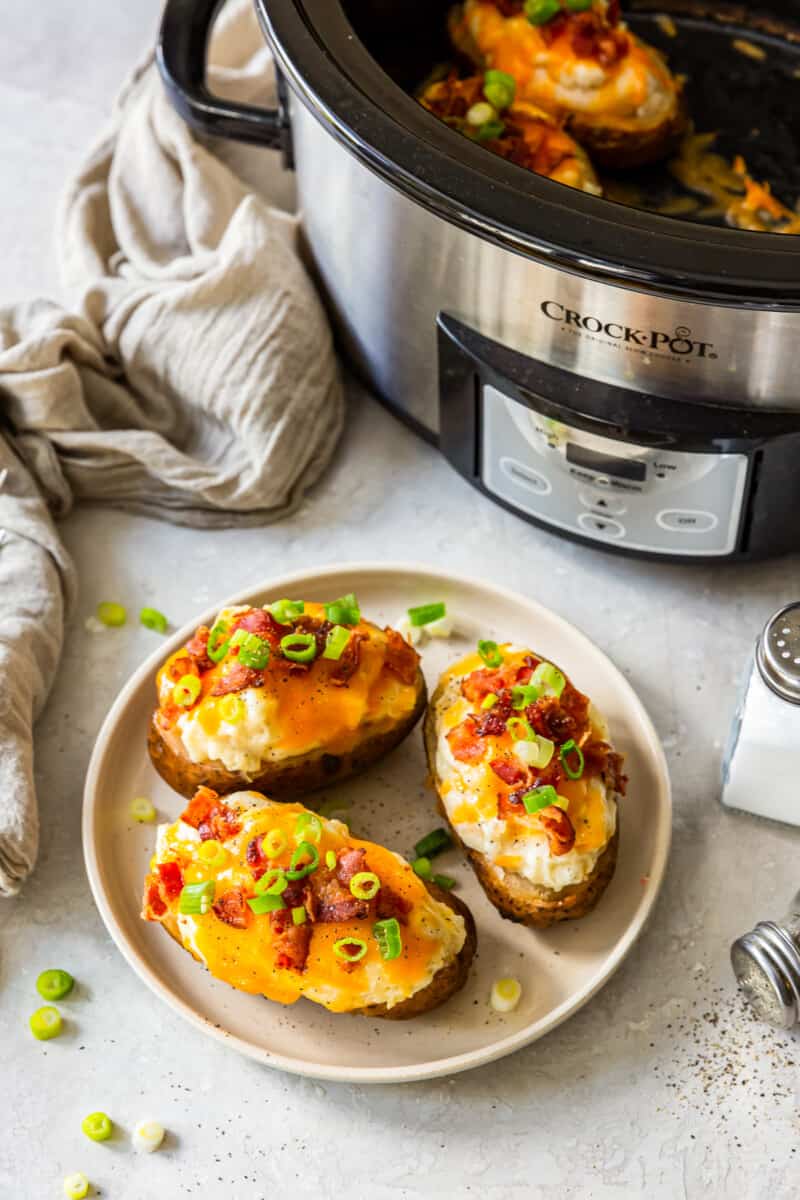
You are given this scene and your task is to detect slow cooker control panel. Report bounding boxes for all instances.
[481,386,749,557]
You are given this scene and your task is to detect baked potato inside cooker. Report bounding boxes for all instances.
[148,596,427,801]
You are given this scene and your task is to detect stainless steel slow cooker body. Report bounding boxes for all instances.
[159,0,800,560]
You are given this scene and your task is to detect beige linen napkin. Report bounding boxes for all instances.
[0,0,344,895]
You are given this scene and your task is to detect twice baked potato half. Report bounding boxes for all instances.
[449,0,686,168]
[424,643,626,927]
[148,596,426,801]
[142,789,476,1018]
[419,70,602,194]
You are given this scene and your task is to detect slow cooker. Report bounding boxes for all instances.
[158,0,800,561]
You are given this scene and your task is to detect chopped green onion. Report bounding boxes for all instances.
[294,812,323,844]
[560,738,585,779]
[490,977,522,1013]
[475,118,506,142]
[96,601,126,627]
[263,828,287,859]
[218,693,244,723]
[63,1174,90,1200]
[325,849,337,870]
[291,905,307,926]
[513,734,555,769]
[324,593,361,626]
[237,633,271,670]
[81,1112,113,1143]
[412,856,432,879]
[178,880,215,915]
[478,639,503,668]
[414,828,453,859]
[286,841,320,880]
[531,661,566,699]
[507,716,535,742]
[481,693,498,710]
[408,602,447,628]
[333,937,367,963]
[207,621,231,663]
[267,599,305,624]
[172,674,201,707]
[36,969,74,1002]
[248,892,285,915]
[349,871,381,900]
[229,628,248,648]
[565,0,593,9]
[133,1119,165,1153]
[140,607,169,634]
[197,839,228,870]
[29,1005,62,1040]
[432,873,456,890]
[279,632,317,664]
[511,683,540,710]
[466,100,495,126]
[524,0,561,24]
[254,868,288,897]
[483,68,516,111]
[322,625,351,660]
[522,785,559,814]
[130,796,156,823]
[373,917,403,961]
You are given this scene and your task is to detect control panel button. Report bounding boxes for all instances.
[500,457,552,497]
[577,513,626,540]
[656,509,719,534]
[579,490,627,516]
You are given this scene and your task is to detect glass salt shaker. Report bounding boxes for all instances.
[721,602,800,825]
[731,890,800,1028]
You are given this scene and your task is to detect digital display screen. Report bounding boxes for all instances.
[566,442,647,482]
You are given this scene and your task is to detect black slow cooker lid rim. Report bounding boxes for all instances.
[257,0,800,306]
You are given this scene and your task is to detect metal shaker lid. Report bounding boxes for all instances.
[731,923,800,1028]
[756,602,800,705]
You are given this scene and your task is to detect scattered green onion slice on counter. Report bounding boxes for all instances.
[291,906,307,926]
[522,785,559,814]
[432,873,456,890]
[279,632,317,664]
[481,693,498,710]
[130,796,156,823]
[286,841,320,880]
[81,1112,113,1143]
[133,1119,165,1153]
[254,868,289,897]
[373,917,403,961]
[238,633,271,670]
[507,716,535,743]
[408,601,447,628]
[475,118,506,142]
[531,661,566,698]
[263,828,287,859]
[349,871,381,900]
[524,0,561,25]
[483,68,516,111]
[560,738,585,779]
[322,625,351,660]
[218,693,245,723]
[412,856,432,879]
[36,969,74,1002]
[324,593,361,626]
[294,812,323,844]
[206,621,231,663]
[96,601,126,627]
[414,828,453,859]
[268,598,305,624]
[490,977,522,1013]
[140,607,169,634]
[197,839,228,870]
[172,674,201,707]
[248,893,285,915]
[333,937,367,963]
[325,849,337,870]
[63,1173,90,1200]
[178,880,215,915]
[511,683,540,710]
[29,1005,62,1040]
[477,639,503,668]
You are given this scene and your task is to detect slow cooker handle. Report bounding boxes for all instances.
[158,0,287,149]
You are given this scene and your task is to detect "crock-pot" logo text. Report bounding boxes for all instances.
[541,301,716,359]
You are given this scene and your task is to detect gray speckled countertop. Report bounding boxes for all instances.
[2,2,799,1196]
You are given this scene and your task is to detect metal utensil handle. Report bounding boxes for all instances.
[158,0,286,148]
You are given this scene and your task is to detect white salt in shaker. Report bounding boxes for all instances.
[721,602,800,825]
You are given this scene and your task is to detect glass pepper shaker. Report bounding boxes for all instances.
[731,891,800,1028]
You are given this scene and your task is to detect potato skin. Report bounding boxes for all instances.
[423,678,619,928]
[148,667,428,802]
[569,93,688,169]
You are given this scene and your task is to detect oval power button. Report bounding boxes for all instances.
[500,457,552,497]
[656,509,718,534]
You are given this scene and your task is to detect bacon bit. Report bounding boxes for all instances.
[142,879,167,921]
[180,787,241,842]
[472,703,511,738]
[538,805,576,856]
[270,908,312,972]
[376,885,411,924]
[213,888,248,929]
[246,835,268,880]
[336,847,367,885]
[142,861,183,921]
[330,632,366,687]
[490,758,527,787]
[317,896,369,923]
[582,741,627,795]
[383,628,420,685]
[230,607,289,647]
[541,10,568,44]
[210,661,264,696]
[447,719,486,764]
[180,786,220,829]
[462,666,513,703]
[157,860,184,899]
[569,11,628,66]
[184,627,212,672]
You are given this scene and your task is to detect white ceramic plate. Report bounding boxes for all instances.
[83,563,671,1084]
